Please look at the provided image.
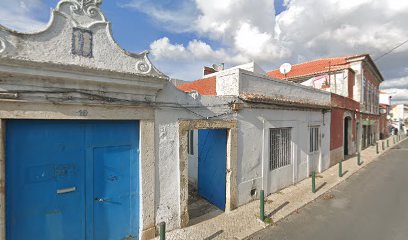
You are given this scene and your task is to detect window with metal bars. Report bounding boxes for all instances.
[269,128,292,171]
[309,126,320,153]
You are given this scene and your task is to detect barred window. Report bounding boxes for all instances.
[72,28,93,58]
[309,126,320,153]
[270,128,292,171]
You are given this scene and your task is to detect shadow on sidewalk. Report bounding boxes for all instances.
[203,230,224,240]
[315,182,327,192]
[342,170,349,177]
[267,201,290,218]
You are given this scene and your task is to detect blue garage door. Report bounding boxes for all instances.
[198,129,227,210]
[6,120,139,240]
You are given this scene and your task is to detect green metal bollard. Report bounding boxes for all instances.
[376,142,379,154]
[393,136,396,144]
[339,160,343,177]
[357,152,363,166]
[260,190,265,221]
[387,139,389,148]
[312,171,316,193]
[382,141,385,151]
[160,222,166,240]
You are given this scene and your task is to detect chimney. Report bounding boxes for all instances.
[203,66,217,76]
[203,63,225,76]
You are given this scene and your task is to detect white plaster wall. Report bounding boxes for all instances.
[379,93,391,105]
[301,72,348,97]
[154,72,333,230]
[235,108,330,206]
[0,4,165,78]
[237,69,331,106]
[350,62,363,103]
[187,130,199,186]
[329,72,348,97]
[205,62,266,80]
[216,71,240,96]
[392,104,405,120]
[155,82,236,230]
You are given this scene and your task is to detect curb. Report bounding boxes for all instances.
[243,136,407,240]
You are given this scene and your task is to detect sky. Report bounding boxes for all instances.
[0,0,407,104]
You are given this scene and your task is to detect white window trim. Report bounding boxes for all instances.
[309,126,321,153]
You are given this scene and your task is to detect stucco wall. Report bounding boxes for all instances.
[154,81,333,230]
[235,107,331,205]
[0,3,165,78]
[329,108,358,165]
[187,130,199,186]
[216,69,332,108]
[350,61,363,103]
[154,83,236,230]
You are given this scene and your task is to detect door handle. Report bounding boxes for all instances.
[57,187,76,194]
[95,197,110,203]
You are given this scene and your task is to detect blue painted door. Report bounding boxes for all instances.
[6,120,139,240]
[88,122,139,240]
[198,129,227,210]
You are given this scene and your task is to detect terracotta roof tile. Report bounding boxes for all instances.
[177,76,217,96]
[267,55,365,80]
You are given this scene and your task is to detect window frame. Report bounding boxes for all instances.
[72,27,93,58]
[269,128,292,171]
[309,126,321,153]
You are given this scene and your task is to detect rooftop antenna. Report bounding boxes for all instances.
[279,63,292,80]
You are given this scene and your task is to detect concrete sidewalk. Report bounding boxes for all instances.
[156,135,407,240]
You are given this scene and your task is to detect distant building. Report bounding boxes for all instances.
[379,91,392,139]
[392,104,408,121]
[268,54,383,164]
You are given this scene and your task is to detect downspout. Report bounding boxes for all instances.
[261,118,266,194]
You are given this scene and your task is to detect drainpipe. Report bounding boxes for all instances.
[261,118,266,197]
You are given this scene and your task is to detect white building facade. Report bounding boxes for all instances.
[0,1,168,239]
[170,63,332,230]
[0,1,336,238]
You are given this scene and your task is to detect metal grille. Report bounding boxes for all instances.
[309,126,320,153]
[269,128,292,171]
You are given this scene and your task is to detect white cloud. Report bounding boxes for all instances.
[150,37,236,62]
[233,22,290,61]
[0,0,48,32]
[150,37,189,60]
[149,37,249,77]
[1,0,407,104]
[382,88,408,105]
[381,76,408,89]
[135,0,408,104]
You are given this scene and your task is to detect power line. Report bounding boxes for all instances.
[374,38,408,62]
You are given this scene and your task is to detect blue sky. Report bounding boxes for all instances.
[0,0,407,104]
[6,0,286,60]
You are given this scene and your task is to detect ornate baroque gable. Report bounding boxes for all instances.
[0,0,167,79]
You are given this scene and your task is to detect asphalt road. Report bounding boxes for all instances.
[248,139,408,240]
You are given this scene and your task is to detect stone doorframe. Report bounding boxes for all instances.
[178,120,238,228]
[0,101,156,240]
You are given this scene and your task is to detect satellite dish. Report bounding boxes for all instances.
[279,63,292,75]
[212,63,225,72]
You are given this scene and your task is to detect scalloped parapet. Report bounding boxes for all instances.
[0,0,168,79]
